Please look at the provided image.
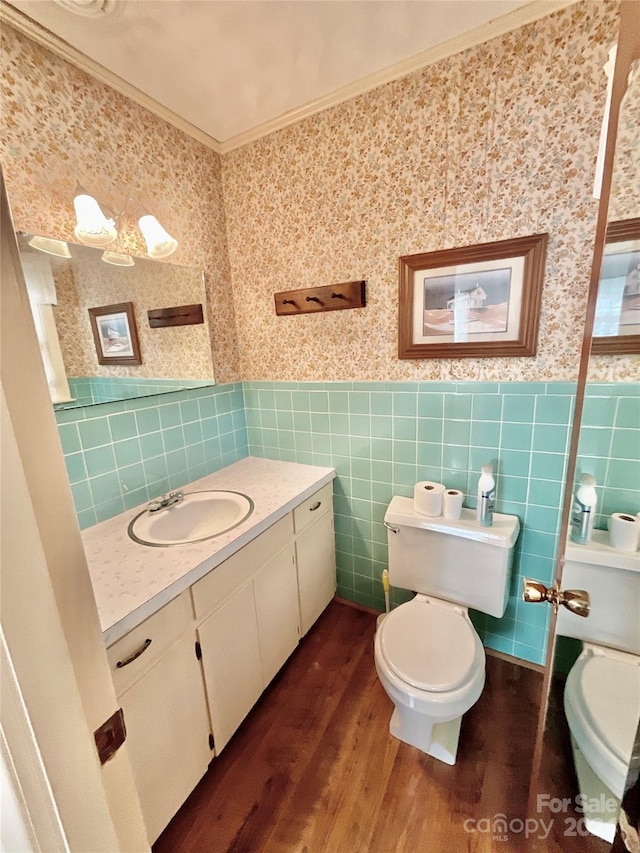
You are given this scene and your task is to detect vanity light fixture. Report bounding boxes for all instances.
[27,235,71,258]
[101,250,135,267]
[71,187,178,259]
[138,214,178,259]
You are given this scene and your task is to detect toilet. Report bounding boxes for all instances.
[374,495,520,765]
[557,532,640,843]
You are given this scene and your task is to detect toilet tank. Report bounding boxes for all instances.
[384,496,520,618]
[556,530,640,654]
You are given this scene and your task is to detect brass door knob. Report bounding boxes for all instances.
[558,588,590,618]
[522,578,590,617]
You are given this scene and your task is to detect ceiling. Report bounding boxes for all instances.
[3,0,575,151]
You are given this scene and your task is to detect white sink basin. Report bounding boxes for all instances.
[128,490,254,546]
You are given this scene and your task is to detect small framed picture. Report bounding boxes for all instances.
[398,234,548,359]
[88,302,142,366]
[592,217,640,355]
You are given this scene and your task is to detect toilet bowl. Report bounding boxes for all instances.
[556,533,640,842]
[375,497,519,765]
[374,594,485,764]
[563,644,640,843]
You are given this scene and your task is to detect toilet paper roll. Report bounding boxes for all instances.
[414,481,445,517]
[608,512,640,551]
[442,489,464,520]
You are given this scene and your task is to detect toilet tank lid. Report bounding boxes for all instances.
[385,496,520,548]
[565,529,640,574]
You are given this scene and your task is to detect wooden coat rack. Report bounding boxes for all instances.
[274,280,366,316]
[147,303,204,327]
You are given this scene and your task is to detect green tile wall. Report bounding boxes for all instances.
[56,382,248,528]
[244,380,580,666]
[577,383,640,528]
[58,378,637,669]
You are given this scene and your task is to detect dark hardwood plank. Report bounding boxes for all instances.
[154,602,544,853]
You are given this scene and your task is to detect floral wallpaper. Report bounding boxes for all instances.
[223,1,632,382]
[0,24,239,383]
[609,59,640,223]
[1,3,635,385]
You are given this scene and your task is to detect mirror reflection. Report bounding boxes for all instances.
[17,233,215,409]
[593,217,640,353]
[539,54,640,852]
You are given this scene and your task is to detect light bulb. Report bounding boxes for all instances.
[101,251,135,267]
[73,193,117,247]
[28,235,71,258]
[138,214,178,259]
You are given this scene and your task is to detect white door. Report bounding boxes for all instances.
[1,174,149,851]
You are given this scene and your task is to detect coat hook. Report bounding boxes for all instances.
[282,299,296,305]
[306,296,321,303]
[331,292,346,299]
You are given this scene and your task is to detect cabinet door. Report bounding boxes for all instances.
[253,544,299,687]
[118,634,211,845]
[295,510,336,636]
[197,581,263,753]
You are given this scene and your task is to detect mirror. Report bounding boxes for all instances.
[17,233,215,409]
[592,53,640,357]
[534,25,640,852]
[592,217,640,355]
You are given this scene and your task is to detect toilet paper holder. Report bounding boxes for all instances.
[522,578,590,617]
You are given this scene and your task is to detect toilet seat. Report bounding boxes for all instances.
[378,596,476,692]
[374,594,486,725]
[564,646,640,799]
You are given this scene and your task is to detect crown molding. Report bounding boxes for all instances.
[220,0,579,153]
[2,0,579,157]
[0,1,223,154]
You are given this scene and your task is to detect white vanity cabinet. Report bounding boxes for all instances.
[192,514,301,752]
[102,478,336,841]
[294,483,336,635]
[107,593,211,845]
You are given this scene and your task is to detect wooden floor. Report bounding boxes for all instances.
[531,675,611,853]
[154,601,546,853]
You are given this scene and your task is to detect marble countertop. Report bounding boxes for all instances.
[82,456,335,647]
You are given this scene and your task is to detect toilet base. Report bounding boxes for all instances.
[389,706,462,765]
[569,733,620,843]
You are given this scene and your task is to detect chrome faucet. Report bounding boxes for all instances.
[147,491,185,513]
